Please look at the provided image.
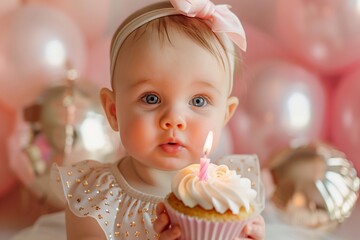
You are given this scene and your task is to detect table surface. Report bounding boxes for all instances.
[1,184,360,240]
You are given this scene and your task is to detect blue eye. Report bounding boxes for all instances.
[191,96,207,107]
[141,93,160,104]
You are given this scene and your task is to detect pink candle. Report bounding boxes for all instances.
[199,131,213,181]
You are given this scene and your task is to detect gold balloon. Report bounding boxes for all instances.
[267,142,360,230]
[10,79,122,208]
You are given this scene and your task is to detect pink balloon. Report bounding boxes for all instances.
[330,69,360,172]
[0,0,19,16]
[274,0,360,76]
[107,0,160,34]
[0,102,18,198]
[242,23,289,65]
[85,36,112,89]
[229,60,327,165]
[7,114,37,190]
[0,4,87,108]
[29,0,110,44]
[213,0,277,36]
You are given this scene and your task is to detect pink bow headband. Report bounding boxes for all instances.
[110,0,246,82]
[169,0,246,51]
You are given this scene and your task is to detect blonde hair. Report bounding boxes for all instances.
[110,1,240,94]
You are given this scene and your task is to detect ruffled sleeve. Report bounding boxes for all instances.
[51,160,122,236]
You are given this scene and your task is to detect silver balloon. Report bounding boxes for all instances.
[9,79,122,208]
[267,142,360,230]
[39,82,120,164]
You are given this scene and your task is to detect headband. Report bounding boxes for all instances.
[110,0,247,89]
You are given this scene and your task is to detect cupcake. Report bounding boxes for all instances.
[165,155,263,240]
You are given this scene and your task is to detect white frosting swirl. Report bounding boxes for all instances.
[171,163,257,214]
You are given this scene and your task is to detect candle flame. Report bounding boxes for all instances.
[203,131,213,156]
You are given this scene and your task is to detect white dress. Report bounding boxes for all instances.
[52,157,163,240]
[51,154,265,240]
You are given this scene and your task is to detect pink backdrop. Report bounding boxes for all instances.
[0,0,359,198]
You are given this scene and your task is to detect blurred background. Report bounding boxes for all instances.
[0,0,360,239]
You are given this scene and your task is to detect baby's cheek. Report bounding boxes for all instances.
[120,118,154,148]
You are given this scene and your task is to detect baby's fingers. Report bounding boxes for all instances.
[154,203,170,233]
[153,213,181,240]
[243,225,264,240]
[154,202,181,240]
[156,202,166,216]
[243,215,265,240]
[158,226,181,240]
[153,212,170,233]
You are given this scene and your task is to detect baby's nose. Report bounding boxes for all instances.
[160,111,186,131]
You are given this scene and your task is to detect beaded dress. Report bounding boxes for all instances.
[52,154,262,240]
[52,157,162,240]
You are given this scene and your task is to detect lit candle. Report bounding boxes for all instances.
[199,131,213,181]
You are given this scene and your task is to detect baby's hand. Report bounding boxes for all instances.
[238,215,265,240]
[153,202,181,240]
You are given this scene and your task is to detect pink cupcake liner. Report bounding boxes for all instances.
[165,202,251,240]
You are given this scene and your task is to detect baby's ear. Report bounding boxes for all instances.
[100,88,119,131]
[224,96,238,126]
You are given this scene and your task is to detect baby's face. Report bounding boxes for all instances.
[111,28,236,171]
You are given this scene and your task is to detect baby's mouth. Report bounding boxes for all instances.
[160,142,184,154]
